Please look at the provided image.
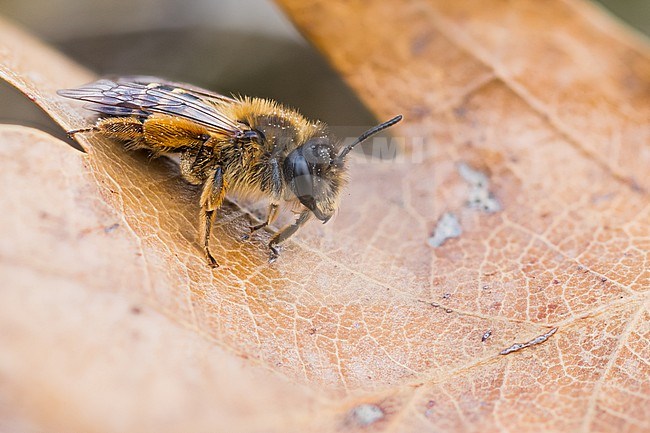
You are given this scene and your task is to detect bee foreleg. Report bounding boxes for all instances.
[245,203,279,238]
[242,158,283,238]
[269,159,283,196]
[199,166,227,268]
[267,209,312,263]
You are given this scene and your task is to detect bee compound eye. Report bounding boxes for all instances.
[283,146,332,224]
[293,173,314,201]
[284,149,313,195]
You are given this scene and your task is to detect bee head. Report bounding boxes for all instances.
[283,137,340,222]
[283,115,402,222]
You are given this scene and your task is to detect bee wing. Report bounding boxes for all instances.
[58,78,243,136]
[118,75,239,105]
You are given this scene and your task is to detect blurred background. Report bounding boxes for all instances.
[0,0,648,142]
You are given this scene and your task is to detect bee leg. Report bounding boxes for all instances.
[96,117,145,151]
[68,117,146,149]
[268,210,312,263]
[201,210,218,267]
[66,126,99,139]
[243,157,282,240]
[254,203,280,231]
[243,203,279,240]
[199,166,227,268]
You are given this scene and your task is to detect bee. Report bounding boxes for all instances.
[58,76,402,267]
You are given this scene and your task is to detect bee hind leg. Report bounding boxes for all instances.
[199,166,227,268]
[66,126,99,139]
[267,210,312,263]
[67,117,146,150]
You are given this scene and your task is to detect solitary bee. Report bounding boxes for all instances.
[58,77,402,267]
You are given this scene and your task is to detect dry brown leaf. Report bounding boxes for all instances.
[0,0,649,431]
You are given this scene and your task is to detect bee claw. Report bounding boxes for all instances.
[205,248,219,268]
[268,244,280,263]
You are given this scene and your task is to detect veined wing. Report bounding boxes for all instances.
[58,77,244,137]
[117,75,238,105]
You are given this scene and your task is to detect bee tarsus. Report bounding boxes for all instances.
[66,126,98,139]
[205,248,219,268]
[266,209,312,261]
[249,203,279,234]
[268,245,280,264]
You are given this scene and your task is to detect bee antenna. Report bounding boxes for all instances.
[336,115,403,161]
